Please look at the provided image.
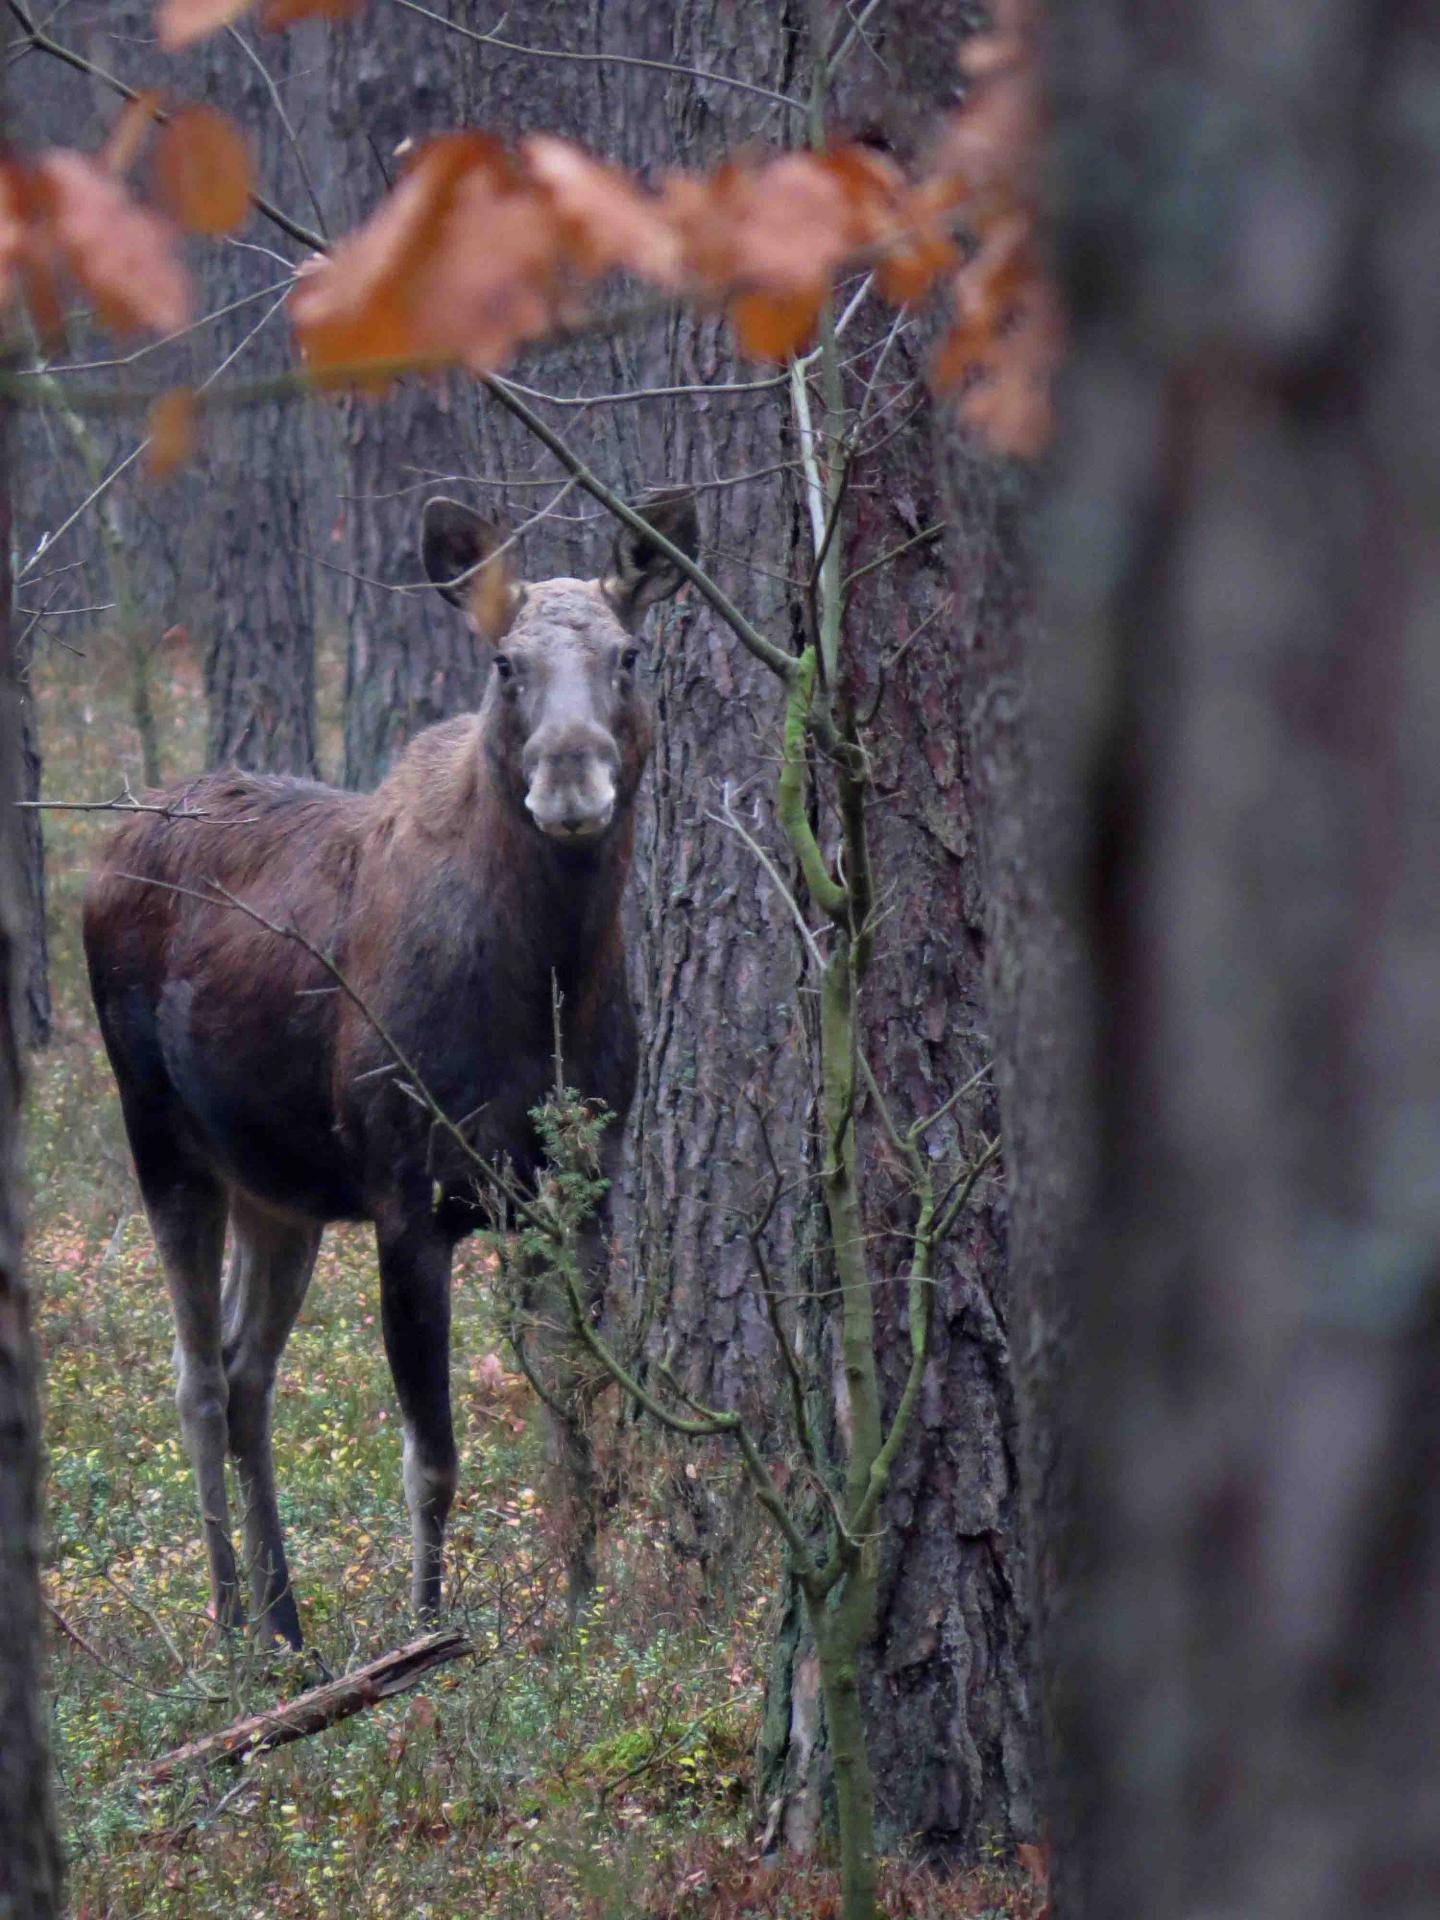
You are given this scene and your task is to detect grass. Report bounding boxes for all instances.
[25,630,1040,1918]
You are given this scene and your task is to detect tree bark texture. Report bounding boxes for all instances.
[1040,3,1440,1914]
[195,26,323,776]
[0,341,64,1920]
[761,2,1035,1861]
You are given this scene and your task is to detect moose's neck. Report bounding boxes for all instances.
[476,779,635,1005]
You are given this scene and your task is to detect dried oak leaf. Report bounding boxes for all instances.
[36,150,191,335]
[258,0,363,26]
[521,135,681,286]
[0,165,24,307]
[146,386,198,480]
[103,91,165,179]
[154,0,250,49]
[665,147,908,361]
[155,0,359,46]
[291,133,562,381]
[154,107,252,236]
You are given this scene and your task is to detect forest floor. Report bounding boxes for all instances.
[26,637,1040,1917]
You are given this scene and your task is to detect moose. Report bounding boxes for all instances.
[83,487,699,1650]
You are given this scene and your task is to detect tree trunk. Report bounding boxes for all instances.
[15,638,50,1049]
[1035,2,1440,1914]
[197,24,321,776]
[0,325,64,1920]
[760,4,1035,1861]
[326,16,491,788]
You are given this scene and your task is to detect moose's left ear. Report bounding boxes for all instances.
[602,488,700,628]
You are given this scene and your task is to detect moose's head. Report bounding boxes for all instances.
[421,490,699,842]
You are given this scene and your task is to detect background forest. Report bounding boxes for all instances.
[3,5,1438,1920]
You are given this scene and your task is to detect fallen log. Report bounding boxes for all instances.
[141,1628,475,1781]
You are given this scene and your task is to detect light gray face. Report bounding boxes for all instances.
[420,491,700,842]
[493,581,638,840]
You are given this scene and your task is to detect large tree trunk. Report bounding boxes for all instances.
[761,3,1035,1861]
[1033,2,1440,1913]
[0,311,64,1920]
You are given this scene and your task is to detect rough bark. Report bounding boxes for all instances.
[0,335,63,1920]
[326,16,491,787]
[1037,2,1440,1914]
[759,4,1036,1862]
[196,26,322,776]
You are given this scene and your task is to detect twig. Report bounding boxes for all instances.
[390,0,803,116]
[141,1630,475,1780]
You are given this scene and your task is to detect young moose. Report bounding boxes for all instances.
[84,489,699,1649]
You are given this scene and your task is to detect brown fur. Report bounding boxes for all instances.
[82,492,698,1644]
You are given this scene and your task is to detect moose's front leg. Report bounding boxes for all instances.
[376,1215,457,1617]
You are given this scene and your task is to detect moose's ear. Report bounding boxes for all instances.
[601,488,700,628]
[420,497,519,638]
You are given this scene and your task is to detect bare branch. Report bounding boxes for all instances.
[390,0,804,117]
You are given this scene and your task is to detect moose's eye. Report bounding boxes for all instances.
[620,646,640,674]
[493,653,514,683]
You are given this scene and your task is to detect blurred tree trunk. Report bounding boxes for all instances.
[1031,3,1440,1914]
[0,359,63,1920]
[199,25,320,777]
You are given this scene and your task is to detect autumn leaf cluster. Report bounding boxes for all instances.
[1,0,1056,457]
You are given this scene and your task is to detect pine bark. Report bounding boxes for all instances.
[754,4,1036,1862]
[1033,2,1440,1913]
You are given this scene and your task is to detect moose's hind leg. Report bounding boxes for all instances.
[223,1195,322,1651]
[143,1172,241,1634]
[376,1216,457,1620]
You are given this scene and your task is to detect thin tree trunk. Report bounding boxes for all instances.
[1034,2,1440,1914]
[0,329,64,1920]
[198,25,320,777]
[15,639,50,1049]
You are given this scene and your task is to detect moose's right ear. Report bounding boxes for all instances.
[421,497,504,609]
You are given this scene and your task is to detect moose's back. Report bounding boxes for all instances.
[83,770,369,1222]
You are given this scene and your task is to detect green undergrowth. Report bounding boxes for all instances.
[27,630,1039,1916]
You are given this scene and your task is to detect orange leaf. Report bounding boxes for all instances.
[731,286,822,360]
[104,92,164,178]
[259,0,363,26]
[292,133,562,383]
[145,386,197,479]
[0,166,24,308]
[154,107,252,236]
[36,151,191,335]
[154,0,250,51]
[522,136,681,286]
